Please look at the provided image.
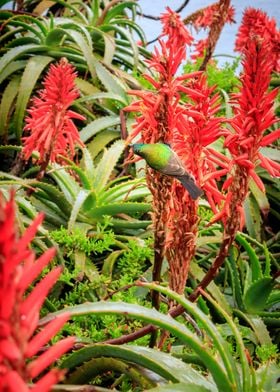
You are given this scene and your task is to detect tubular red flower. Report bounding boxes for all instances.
[32,369,66,392]
[27,337,75,379]
[212,35,279,227]
[22,58,85,165]
[0,192,74,390]
[25,314,70,358]
[235,7,280,72]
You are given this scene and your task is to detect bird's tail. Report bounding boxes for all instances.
[177,175,203,200]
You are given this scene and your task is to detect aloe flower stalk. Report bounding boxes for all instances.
[126,8,193,300]
[167,74,226,294]
[190,32,280,301]
[185,0,235,65]
[126,8,226,296]
[22,58,85,178]
[0,192,75,391]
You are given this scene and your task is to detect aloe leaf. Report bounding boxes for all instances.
[14,55,53,141]
[10,14,48,36]
[49,164,80,203]
[249,178,270,215]
[234,310,272,345]
[45,28,67,46]
[102,1,138,23]
[77,92,127,105]
[93,139,125,191]
[61,344,217,390]
[85,130,120,161]
[196,234,222,247]
[260,146,280,162]
[263,244,271,278]
[102,23,139,68]
[0,60,26,85]
[244,196,262,241]
[80,147,95,181]
[53,0,88,23]
[227,248,245,310]
[93,58,127,99]
[110,18,146,41]
[5,36,40,47]
[30,197,67,227]
[197,290,252,392]
[0,75,21,137]
[61,163,92,190]
[102,250,125,278]
[236,233,262,282]
[266,290,280,308]
[80,115,120,143]
[100,178,148,203]
[255,362,280,392]
[63,29,96,79]
[190,262,232,314]
[41,302,233,391]
[86,202,151,219]
[68,190,92,231]
[64,357,155,388]
[110,218,151,230]
[75,78,99,95]
[243,277,275,313]
[32,181,72,217]
[137,283,243,391]
[4,18,45,40]
[0,44,44,73]
[102,32,115,65]
[149,383,213,392]
[55,19,93,47]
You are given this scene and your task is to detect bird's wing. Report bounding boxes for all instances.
[159,152,187,177]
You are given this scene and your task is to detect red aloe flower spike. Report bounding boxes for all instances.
[27,337,75,379]
[190,34,279,302]
[22,58,85,176]
[3,371,29,392]
[235,7,280,72]
[19,248,56,292]
[125,8,227,299]
[26,314,70,357]
[0,192,74,390]
[32,369,65,392]
[125,8,197,304]
[191,2,235,30]
[187,0,235,69]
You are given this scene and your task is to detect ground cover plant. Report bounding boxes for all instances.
[0,0,279,391]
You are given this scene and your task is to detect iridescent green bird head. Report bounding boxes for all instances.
[131,143,172,171]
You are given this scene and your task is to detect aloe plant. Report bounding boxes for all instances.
[38,282,280,391]
[0,142,151,230]
[0,0,149,143]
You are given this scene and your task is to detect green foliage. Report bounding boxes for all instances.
[51,226,116,256]
[116,239,153,279]
[42,282,272,391]
[256,344,278,363]
[183,58,240,93]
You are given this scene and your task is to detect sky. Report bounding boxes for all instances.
[137,0,280,62]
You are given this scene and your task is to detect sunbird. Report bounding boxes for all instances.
[131,143,203,200]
